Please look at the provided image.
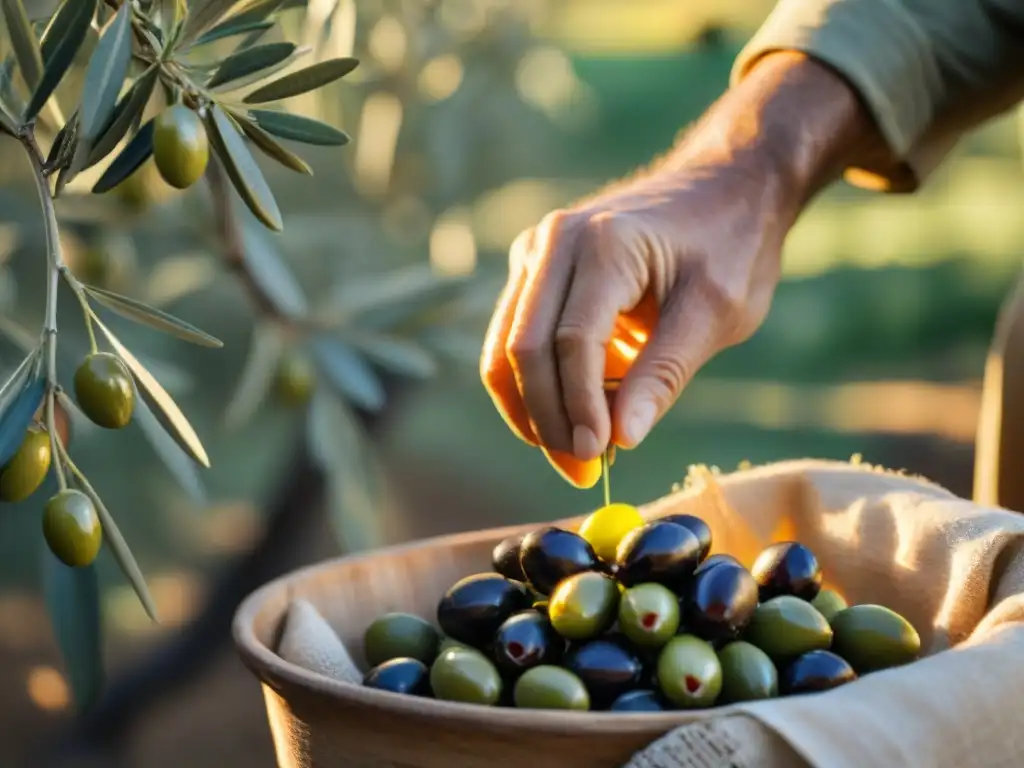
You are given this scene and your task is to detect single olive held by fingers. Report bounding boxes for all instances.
[578,503,645,562]
[43,489,102,568]
[74,352,135,429]
[436,573,531,649]
[519,527,601,595]
[153,105,209,190]
[0,427,51,503]
[751,541,822,602]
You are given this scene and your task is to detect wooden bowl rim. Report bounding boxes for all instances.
[231,459,951,731]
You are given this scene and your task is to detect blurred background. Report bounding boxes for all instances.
[0,0,1020,765]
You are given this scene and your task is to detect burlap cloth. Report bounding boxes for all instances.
[277,460,1024,768]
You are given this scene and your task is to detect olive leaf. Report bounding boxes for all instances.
[25,0,96,121]
[236,115,312,175]
[243,56,359,103]
[206,42,295,89]
[320,264,464,326]
[44,114,73,170]
[194,18,271,46]
[223,321,284,430]
[1,0,43,91]
[155,0,186,39]
[133,393,207,505]
[306,388,391,553]
[205,104,282,231]
[250,109,350,146]
[182,0,270,43]
[42,552,104,712]
[91,118,154,194]
[91,314,211,468]
[79,1,132,142]
[309,335,385,412]
[0,58,24,122]
[86,67,158,168]
[70,465,159,621]
[212,44,309,93]
[237,216,307,318]
[342,331,438,379]
[0,351,44,467]
[83,285,224,348]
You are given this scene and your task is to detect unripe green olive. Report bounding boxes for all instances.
[153,105,209,190]
[43,489,102,568]
[0,427,51,503]
[273,350,316,407]
[74,352,135,429]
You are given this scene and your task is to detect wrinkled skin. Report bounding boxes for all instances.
[480,52,883,486]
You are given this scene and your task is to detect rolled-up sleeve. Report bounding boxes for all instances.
[733,0,1024,191]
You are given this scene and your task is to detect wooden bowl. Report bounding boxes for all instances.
[232,460,953,768]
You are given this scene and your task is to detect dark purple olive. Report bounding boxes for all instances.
[781,650,856,695]
[694,553,743,577]
[363,657,432,696]
[615,521,702,590]
[609,689,665,712]
[751,542,822,602]
[492,534,526,581]
[685,561,759,642]
[519,527,601,595]
[437,573,532,648]
[564,637,644,709]
[492,610,564,677]
[658,514,712,562]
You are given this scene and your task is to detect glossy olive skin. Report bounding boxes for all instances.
[717,641,778,703]
[618,583,681,649]
[578,503,645,562]
[656,634,722,708]
[492,534,527,581]
[519,527,601,595]
[363,612,441,667]
[615,521,702,590]
[609,689,665,712]
[548,571,619,641]
[272,350,316,407]
[492,610,563,677]
[153,105,209,190]
[694,553,743,577]
[830,604,921,673]
[685,561,759,642]
[811,588,848,624]
[43,489,102,568]
[513,665,590,710]
[429,647,502,705]
[781,650,856,695]
[436,573,531,648]
[658,514,713,562]
[0,427,51,503]
[74,352,135,429]
[744,596,833,660]
[363,657,431,696]
[751,542,822,602]
[564,637,644,709]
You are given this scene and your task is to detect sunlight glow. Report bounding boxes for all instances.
[27,666,69,712]
[430,208,477,276]
[419,55,464,102]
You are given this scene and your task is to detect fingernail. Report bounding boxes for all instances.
[573,424,601,460]
[625,400,657,446]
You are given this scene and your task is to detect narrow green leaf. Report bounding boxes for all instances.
[206,42,295,89]
[133,394,206,505]
[306,390,390,552]
[91,118,154,194]
[42,552,104,711]
[236,115,312,175]
[344,332,438,379]
[243,57,359,103]
[92,315,211,468]
[250,109,350,146]
[79,2,132,142]
[237,219,307,318]
[44,115,73,170]
[195,18,271,46]
[156,0,186,38]
[1,0,43,90]
[213,44,309,93]
[0,355,44,467]
[73,471,159,621]
[324,264,462,323]
[25,0,95,120]
[182,0,250,42]
[87,68,157,168]
[0,58,24,120]
[84,285,224,348]
[223,322,283,430]
[205,104,282,231]
[309,335,385,412]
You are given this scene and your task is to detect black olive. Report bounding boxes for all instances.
[492,609,564,678]
[781,650,857,695]
[693,552,743,577]
[363,657,432,696]
[615,521,702,591]
[685,561,759,642]
[609,689,665,712]
[437,573,532,648]
[492,533,527,581]
[751,542,822,602]
[519,527,601,595]
[658,514,713,562]
[564,637,644,709]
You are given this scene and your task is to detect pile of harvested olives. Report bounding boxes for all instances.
[361,503,922,711]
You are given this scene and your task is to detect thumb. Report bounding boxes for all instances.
[612,287,724,448]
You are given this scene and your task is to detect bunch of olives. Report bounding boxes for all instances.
[360,504,922,711]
